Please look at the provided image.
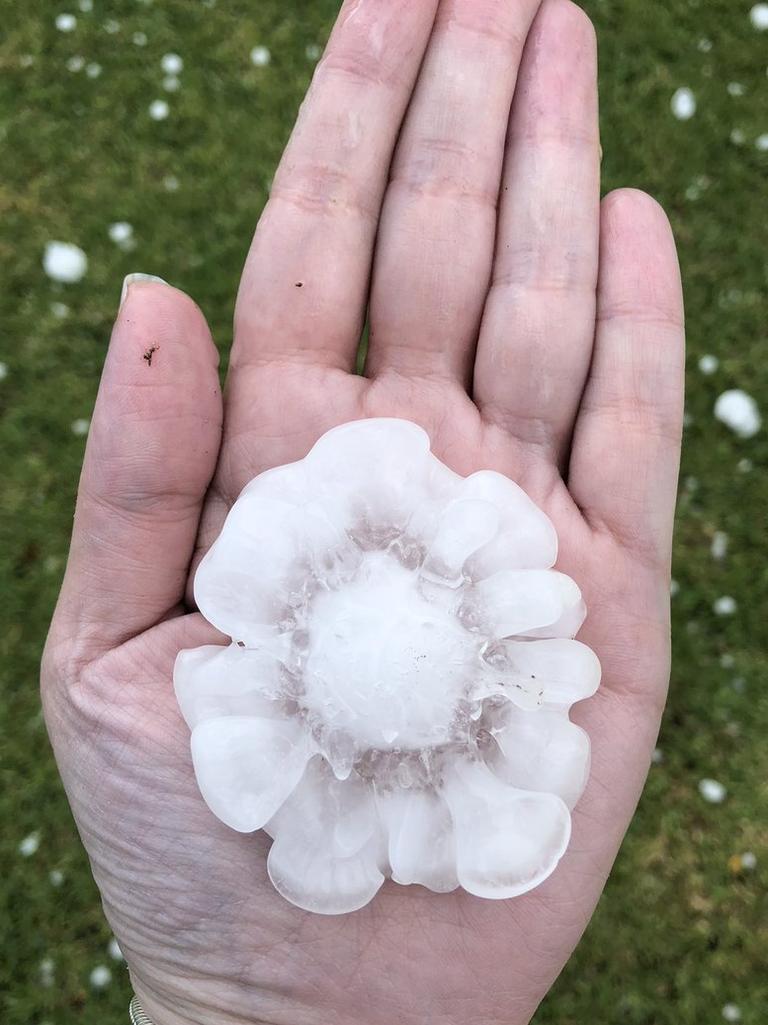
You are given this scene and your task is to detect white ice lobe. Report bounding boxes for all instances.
[177,419,600,914]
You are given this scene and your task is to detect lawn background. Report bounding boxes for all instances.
[1,1,766,1022]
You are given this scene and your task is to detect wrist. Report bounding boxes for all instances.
[130,985,261,1025]
[130,996,154,1025]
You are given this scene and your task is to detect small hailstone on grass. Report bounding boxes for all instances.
[56,13,77,32]
[107,937,123,961]
[163,174,180,191]
[66,55,85,72]
[0,362,7,382]
[714,596,737,616]
[740,851,757,870]
[108,221,132,242]
[697,37,713,52]
[715,389,762,438]
[19,831,40,856]
[750,3,768,30]
[698,354,719,374]
[685,175,710,201]
[730,128,746,146]
[49,869,65,886]
[39,958,55,987]
[85,62,102,78]
[163,75,180,92]
[161,53,183,75]
[103,18,120,34]
[179,418,600,914]
[699,778,727,803]
[720,653,736,669]
[651,748,664,765]
[71,418,90,437]
[43,241,88,283]
[250,45,271,67]
[711,532,728,561]
[727,82,745,97]
[722,1004,742,1022]
[108,221,134,249]
[671,87,696,120]
[306,43,322,60]
[78,0,93,10]
[132,31,148,46]
[149,99,170,121]
[89,965,112,989]
[756,133,768,151]
[737,458,753,473]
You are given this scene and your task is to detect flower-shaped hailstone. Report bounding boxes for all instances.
[175,418,601,915]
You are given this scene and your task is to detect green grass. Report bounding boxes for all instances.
[1,1,766,1022]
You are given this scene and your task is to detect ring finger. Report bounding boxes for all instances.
[473,0,601,471]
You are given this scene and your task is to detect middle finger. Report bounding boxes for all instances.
[365,0,543,385]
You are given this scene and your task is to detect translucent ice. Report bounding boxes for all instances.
[177,419,601,914]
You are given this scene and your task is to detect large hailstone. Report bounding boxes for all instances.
[176,419,600,914]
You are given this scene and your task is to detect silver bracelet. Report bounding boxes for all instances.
[129,995,154,1025]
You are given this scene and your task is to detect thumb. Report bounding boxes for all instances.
[47,276,223,668]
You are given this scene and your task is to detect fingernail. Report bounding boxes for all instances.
[120,273,168,309]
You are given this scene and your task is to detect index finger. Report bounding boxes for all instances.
[231,0,440,376]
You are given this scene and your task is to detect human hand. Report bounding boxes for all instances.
[42,1,685,1023]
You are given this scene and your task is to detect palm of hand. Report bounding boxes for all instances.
[43,3,684,1024]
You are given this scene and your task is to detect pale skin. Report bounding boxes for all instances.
[41,1,685,1023]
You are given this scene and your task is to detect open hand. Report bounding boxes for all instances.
[42,2,685,1023]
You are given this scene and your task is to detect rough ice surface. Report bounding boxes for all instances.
[176,419,601,915]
